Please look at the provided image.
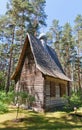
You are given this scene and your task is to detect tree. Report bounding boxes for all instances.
[74,14,82,89]
[61,22,75,79]
[27,0,47,36]
[5,24,15,93]
[7,0,47,37]
[0,0,47,93]
[15,91,35,119]
[49,19,62,59]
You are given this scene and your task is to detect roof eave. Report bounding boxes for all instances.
[11,34,29,80]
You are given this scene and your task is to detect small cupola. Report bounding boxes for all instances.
[39,33,47,49]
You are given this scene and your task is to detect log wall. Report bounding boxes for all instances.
[15,42,69,112]
[15,43,44,112]
[44,77,68,110]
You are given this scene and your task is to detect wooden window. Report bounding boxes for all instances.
[60,84,66,97]
[55,86,60,98]
[50,82,56,97]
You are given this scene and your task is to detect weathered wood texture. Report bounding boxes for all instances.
[13,34,70,112]
[15,43,44,111]
[44,77,68,110]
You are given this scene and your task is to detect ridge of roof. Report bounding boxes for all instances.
[11,33,71,81]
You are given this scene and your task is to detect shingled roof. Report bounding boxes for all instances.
[11,33,71,81]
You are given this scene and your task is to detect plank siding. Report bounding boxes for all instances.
[44,78,68,110]
[13,34,70,112]
[15,43,44,112]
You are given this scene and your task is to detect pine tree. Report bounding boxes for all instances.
[61,23,75,79]
[74,14,82,89]
[27,0,47,35]
[1,0,47,93]
[48,19,62,59]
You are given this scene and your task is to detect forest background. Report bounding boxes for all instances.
[0,0,82,93]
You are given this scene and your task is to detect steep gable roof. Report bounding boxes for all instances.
[11,33,71,81]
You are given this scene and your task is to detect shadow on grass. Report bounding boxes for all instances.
[0,111,82,130]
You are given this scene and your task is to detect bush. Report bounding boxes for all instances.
[63,90,82,111]
[0,72,5,90]
[0,91,15,104]
[15,91,35,108]
[70,91,82,108]
[0,102,8,113]
[0,91,15,113]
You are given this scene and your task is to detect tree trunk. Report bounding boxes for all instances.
[77,32,81,89]
[6,27,15,93]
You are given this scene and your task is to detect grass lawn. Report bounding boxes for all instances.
[0,108,82,130]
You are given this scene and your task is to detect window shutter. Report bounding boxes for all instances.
[60,84,66,97]
[50,82,56,97]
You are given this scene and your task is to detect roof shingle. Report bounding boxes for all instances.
[11,33,71,81]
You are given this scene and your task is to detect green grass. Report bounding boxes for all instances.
[0,108,82,130]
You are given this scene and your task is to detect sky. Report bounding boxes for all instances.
[0,0,82,32]
[45,0,82,28]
